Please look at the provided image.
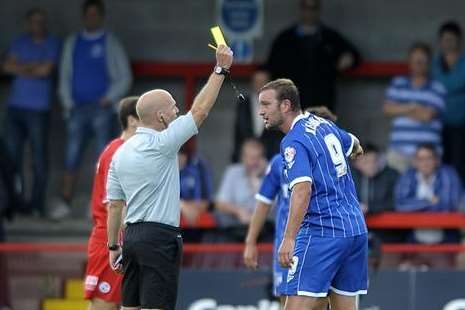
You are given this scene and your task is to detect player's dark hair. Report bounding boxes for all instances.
[362,143,379,155]
[416,143,438,158]
[439,21,462,39]
[25,8,46,20]
[408,42,432,60]
[119,96,139,130]
[260,78,301,112]
[305,106,338,122]
[82,0,105,16]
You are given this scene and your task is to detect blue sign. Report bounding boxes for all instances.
[217,0,263,39]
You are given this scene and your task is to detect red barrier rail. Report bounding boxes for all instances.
[366,212,465,229]
[182,212,465,230]
[131,61,408,110]
[0,242,464,254]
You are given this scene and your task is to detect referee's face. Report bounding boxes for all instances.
[258,89,284,130]
[163,96,179,125]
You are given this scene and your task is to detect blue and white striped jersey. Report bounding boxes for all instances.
[385,76,446,156]
[281,113,367,238]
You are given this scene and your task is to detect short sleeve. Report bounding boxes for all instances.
[256,156,281,204]
[336,127,355,157]
[7,37,22,58]
[106,158,125,201]
[283,141,313,190]
[159,112,198,155]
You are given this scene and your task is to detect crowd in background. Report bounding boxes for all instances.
[1,0,465,268]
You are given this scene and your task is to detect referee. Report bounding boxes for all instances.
[106,44,233,310]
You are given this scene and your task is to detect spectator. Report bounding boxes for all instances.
[2,8,60,217]
[266,0,360,110]
[179,146,213,227]
[215,138,267,238]
[395,144,462,244]
[432,21,465,182]
[383,42,446,173]
[352,144,403,243]
[352,144,399,214]
[54,0,132,219]
[232,67,284,161]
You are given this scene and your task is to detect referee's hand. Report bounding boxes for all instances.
[216,44,233,70]
[109,248,123,274]
[278,237,295,268]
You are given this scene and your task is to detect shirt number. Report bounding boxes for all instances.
[324,134,347,177]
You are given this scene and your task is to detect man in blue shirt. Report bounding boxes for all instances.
[2,8,60,217]
[54,0,131,219]
[179,146,213,226]
[258,79,367,310]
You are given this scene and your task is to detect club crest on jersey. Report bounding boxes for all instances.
[284,147,296,169]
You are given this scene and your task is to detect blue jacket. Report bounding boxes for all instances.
[395,165,463,212]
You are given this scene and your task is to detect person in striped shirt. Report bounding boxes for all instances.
[383,42,446,173]
[258,78,367,310]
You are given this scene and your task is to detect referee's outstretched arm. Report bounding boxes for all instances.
[190,44,234,128]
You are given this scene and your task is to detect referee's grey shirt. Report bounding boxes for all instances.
[106,112,198,227]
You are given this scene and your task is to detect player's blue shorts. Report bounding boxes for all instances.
[283,232,368,297]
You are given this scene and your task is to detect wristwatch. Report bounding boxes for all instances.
[214,66,230,76]
[108,244,120,251]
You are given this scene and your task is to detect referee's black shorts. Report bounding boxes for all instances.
[122,222,182,309]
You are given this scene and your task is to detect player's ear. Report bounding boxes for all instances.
[281,99,292,113]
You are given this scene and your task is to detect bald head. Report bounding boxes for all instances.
[136,89,178,129]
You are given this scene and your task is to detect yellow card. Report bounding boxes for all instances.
[210,26,227,47]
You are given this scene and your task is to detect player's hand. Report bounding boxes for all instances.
[109,248,123,274]
[216,44,233,70]
[243,242,259,269]
[278,237,295,268]
[350,144,364,160]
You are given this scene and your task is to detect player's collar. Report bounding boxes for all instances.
[290,112,309,130]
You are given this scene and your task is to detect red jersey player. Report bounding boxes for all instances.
[84,97,140,310]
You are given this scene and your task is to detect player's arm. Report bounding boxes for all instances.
[279,182,311,268]
[190,44,233,128]
[244,201,272,269]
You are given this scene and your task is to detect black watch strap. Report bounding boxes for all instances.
[214,66,230,76]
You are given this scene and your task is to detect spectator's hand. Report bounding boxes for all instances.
[337,52,355,71]
[431,195,439,205]
[180,201,200,226]
[243,242,258,269]
[109,247,123,274]
[360,203,369,214]
[216,44,233,70]
[100,97,112,107]
[237,208,252,224]
[278,237,295,268]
